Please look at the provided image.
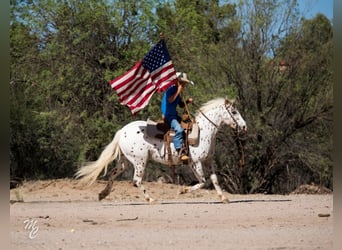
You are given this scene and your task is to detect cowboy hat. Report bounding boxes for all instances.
[176,72,194,85]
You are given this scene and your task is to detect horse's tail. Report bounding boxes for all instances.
[75,129,122,185]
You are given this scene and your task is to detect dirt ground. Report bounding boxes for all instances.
[10,179,333,250]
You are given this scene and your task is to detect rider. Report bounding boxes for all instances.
[161,72,194,162]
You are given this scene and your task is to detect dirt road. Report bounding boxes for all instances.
[10,179,333,249]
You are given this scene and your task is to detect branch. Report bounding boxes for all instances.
[294,104,333,130]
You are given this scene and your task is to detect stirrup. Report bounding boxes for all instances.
[179,148,189,162]
[181,154,189,162]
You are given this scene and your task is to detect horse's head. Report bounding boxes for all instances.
[222,99,247,133]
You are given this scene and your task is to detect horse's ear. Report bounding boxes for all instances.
[225,97,230,105]
[225,97,235,106]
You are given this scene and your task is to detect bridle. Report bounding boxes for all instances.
[192,100,246,172]
[224,100,241,133]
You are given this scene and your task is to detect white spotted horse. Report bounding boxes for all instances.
[75,98,247,203]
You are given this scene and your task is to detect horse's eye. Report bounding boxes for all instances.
[232,110,237,115]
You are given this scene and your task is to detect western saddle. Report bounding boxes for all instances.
[146,114,199,165]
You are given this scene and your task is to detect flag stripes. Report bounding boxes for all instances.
[109,40,177,114]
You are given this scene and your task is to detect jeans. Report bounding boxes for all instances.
[170,118,184,150]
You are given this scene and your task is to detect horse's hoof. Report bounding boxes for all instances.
[150,199,159,205]
[221,197,229,204]
[98,192,106,201]
[146,197,157,204]
[98,188,111,201]
[178,186,189,195]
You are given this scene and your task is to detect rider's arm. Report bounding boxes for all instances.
[168,82,183,103]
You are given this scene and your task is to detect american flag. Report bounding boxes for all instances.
[109,39,178,114]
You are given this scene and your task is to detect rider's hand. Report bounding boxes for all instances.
[187,98,193,104]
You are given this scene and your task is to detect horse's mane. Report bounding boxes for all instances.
[196,97,226,115]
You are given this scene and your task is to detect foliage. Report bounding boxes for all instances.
[10,0,333,194]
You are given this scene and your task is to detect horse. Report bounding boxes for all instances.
[75,97,247,203]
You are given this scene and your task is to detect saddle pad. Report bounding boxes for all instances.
[146,118,170,140]
[146,118,199,145]
[188,122,199,145]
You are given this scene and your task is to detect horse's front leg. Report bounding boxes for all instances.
[210,173,229,203]
[179,161,206,194]
[179,161,229,203]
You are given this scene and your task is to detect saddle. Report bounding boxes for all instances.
[146,117,198,166]
[146,117,199,146]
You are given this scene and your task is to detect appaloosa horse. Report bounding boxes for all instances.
[76,98,247,203]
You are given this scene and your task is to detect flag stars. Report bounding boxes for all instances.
[142,41,170,72]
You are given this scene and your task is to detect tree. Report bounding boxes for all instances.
[232,7,333,193]
[10,0,160,179]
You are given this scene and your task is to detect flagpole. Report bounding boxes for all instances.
[181,92,193,121]
[160,32,192,120]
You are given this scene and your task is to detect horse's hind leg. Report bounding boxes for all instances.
[132,162,154,203]
[98,157,127,201]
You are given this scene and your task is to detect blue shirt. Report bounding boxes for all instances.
[161,85,182,122]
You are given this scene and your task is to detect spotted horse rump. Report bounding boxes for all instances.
[75,98,247,203]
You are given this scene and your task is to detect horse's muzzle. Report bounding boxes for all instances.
[237,125,247,134]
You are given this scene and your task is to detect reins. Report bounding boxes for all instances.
[192,101,239,131]
[192,102,219,128]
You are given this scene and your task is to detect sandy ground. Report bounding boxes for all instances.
[10,179,333,250]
